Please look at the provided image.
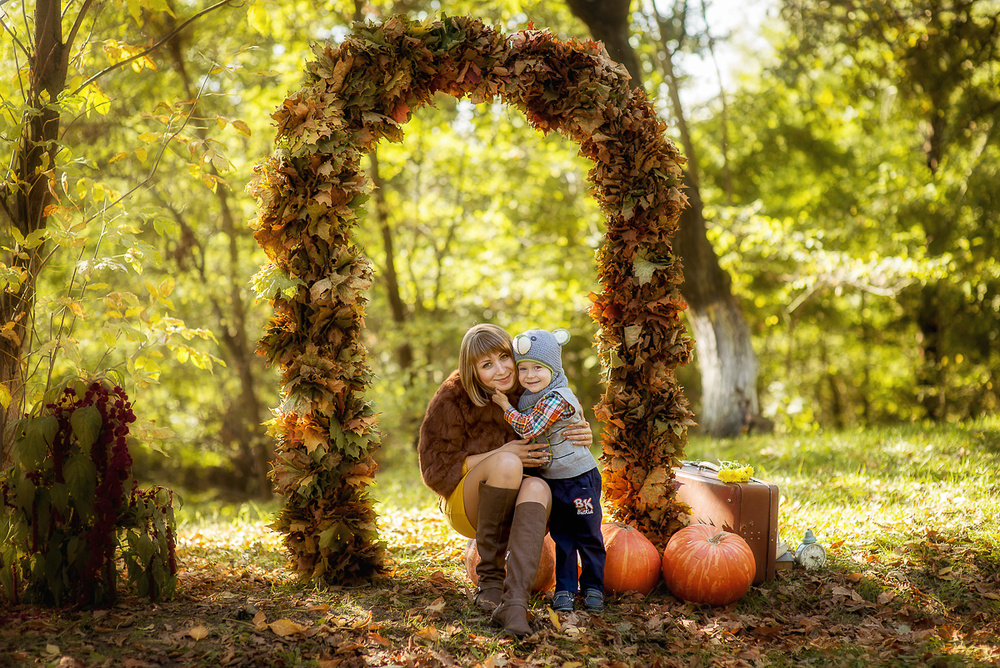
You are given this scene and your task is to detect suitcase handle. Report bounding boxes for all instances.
[680,460,767,485]
[681,459,719,472]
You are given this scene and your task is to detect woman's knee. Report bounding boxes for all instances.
[517,476,552,506]
[481,451,524,487]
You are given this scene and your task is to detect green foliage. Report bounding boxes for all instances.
[0,0,237,462]
[6,0,997,518]
[0,378,177,606]
[674,1,1000,430]
[0,0,593,495]
[356,96,608,462]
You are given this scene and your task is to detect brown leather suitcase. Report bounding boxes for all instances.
[673,462,779,585]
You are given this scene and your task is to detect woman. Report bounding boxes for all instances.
[418,323,593,637]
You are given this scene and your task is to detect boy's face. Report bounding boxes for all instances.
[517,361,552,394]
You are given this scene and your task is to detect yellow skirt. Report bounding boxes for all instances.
[442,471,476,539]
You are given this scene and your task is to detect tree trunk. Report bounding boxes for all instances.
[567,0,766,436]
[217,191,272,496]
[698,0,734,204]
[164,28,272,495]
[916,248,947,420]
[673,180,762,435]
[914,73,954,420]
[369,149,414,376]
[565,0,643,85]
[1,0,69,462]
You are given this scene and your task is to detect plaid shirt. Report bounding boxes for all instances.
[503,392,574,440]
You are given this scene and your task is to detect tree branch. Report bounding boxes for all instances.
[64,0,96,60]
[68,0,237,98]
[0,12,31,61]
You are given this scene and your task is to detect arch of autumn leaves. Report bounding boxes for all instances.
[248,15,696,584]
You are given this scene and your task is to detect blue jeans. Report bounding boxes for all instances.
[547,467,606,594]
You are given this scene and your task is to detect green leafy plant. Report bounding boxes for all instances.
[0,378,177,606]
[0,0,223,424]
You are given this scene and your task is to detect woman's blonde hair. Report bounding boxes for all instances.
[459,323,514,407]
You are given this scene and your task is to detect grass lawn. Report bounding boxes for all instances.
[1,417,998,667]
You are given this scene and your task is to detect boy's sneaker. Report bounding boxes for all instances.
[551,590,575,612]
[583,589,604,613]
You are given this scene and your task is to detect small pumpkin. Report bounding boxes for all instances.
[601,522,661,595]
[661,524,756,606]
[464,533,557,592]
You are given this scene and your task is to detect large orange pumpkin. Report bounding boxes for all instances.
[601,522,661,595]
[464,534,557,592]
[661,524,756,606]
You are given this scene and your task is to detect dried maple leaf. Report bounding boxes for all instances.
[269,618,309,637]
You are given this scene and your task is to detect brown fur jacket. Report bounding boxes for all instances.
[418,370,521,499]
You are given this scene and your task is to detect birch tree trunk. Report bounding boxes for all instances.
[566,0,767,436]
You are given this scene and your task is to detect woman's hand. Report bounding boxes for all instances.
[562,420,594,448]
[503,438,552,468]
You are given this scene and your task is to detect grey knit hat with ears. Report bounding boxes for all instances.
[512,328,571,410]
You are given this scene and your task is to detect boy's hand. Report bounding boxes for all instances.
[491,389,512,410]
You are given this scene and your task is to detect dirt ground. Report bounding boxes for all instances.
[3,544,1000,668]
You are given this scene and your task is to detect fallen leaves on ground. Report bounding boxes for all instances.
[1,513,998,667]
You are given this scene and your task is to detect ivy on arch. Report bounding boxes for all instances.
[249,15,695,584]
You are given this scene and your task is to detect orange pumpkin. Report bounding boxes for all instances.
[600,522,661,595]
[464,533,557,592]
[661,525,756,606]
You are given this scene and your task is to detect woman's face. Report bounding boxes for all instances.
[475,349,516,393]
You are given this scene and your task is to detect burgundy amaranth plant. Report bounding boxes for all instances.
[0,379,177,606]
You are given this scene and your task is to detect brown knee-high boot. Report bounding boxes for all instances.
[491,501,548,638]
[473,482,519,612]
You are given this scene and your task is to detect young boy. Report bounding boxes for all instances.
[491,328,606,613]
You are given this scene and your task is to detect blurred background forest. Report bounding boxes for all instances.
[2,0,998,499]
